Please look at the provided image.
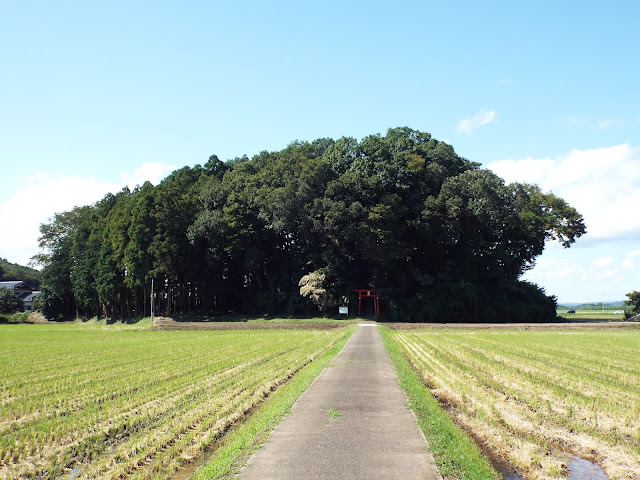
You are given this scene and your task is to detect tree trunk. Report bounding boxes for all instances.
[167,279,172,316]
[143,286,148,317]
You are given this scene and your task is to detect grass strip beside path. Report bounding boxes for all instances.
[192,325,356,480]
[379,326,498,480]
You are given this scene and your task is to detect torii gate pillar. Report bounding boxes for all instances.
[354,289,380,317]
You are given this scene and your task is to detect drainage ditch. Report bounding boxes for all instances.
[498,452,607,480]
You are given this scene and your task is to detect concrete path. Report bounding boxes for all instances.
[239,324,442,480]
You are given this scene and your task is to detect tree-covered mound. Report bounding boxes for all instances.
[35,127,585,322]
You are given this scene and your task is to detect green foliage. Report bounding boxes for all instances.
[0,288,23,314]
[625,291,640,317]
[31,292,43,312]
[35,127,586,322]
[0,311,32,324]
[0,257,42,289]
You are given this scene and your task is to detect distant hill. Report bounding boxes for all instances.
[558,301,625,310]
[0,258,42,290]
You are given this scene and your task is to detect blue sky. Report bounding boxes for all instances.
[1,1,638,303]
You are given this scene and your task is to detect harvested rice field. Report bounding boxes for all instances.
[390,328,640,479]
[0,324,348,480]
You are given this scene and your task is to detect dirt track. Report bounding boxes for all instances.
[151,317,351,330]
[153,317,639,331]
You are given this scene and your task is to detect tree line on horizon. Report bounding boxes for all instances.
[34,127,586,322]
[0,258,41,290]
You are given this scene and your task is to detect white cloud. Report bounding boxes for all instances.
[120,162,176,187]
[560,115,624,130]
[0,164,175,266]
[581,268,617,281]
[561,114,589,127]
[622,251,640,270]
[521,247,640,303]
[597,118,624,129]
[488,144,640,243]
[457,110,496,133]
[592,257,614,268]
[491,145,640,302]
[525,256,578,280]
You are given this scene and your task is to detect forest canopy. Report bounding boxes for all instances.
[34,127,585,322]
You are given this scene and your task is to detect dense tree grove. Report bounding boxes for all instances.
[35,128,585,322]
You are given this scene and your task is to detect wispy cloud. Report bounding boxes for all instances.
[561,115,625,130]
[457,110,496,134]
[561,114,589,127]
[622,251,640,270]
[0,164,176,266]
[487,144,640,244]
[597,118,624,129]
[592,257,615,268]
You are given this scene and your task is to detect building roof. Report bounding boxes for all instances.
[22,291,41,302]
[0,281,29,289]
[0,281,34,297]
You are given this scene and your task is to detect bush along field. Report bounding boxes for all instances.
[390,328,640,480]
[0,324,349,479]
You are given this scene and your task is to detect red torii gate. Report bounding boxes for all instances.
[354,289,380,317]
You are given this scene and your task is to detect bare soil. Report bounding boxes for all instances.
[152,317,351,331]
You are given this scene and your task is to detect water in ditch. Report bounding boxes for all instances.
[500,453,607,480]
[566,454,608,480]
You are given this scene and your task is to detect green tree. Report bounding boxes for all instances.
[31,292,43,312]
[95,240,121,317]
[36,208,88,319]
[70,223,98,317]
[68,205,101,317]
[102,187,135,317]
[0,288,23,314]
[151,166,204,315]
[624,291,640,317]
[124,182,156,316]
